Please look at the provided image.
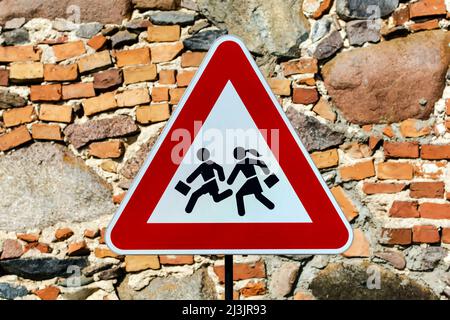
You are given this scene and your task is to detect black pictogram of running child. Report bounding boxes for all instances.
[227,147,279,216]
[175,148,233,213]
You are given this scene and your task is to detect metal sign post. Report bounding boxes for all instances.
[224,255,234,300]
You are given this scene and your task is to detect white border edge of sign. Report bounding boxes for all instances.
[105,35,354,255]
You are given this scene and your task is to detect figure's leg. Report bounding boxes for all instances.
[236,189,246,216]
[255,193,275,210]
[212,183,233,203]
[185,187,207,213]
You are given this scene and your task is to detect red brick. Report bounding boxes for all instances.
[34,286,60,300]
[412,225,440,243]
[240,281,266,297]
[169,88,185,104]
[362,182,406,194]
[151,87,169,102]
[267,78,291,96]
[384,141,419,158]
[89,140,124,159]
[383,125,395,138]
[331,186,359,221]
[419,202,450,219]
[17,233,40,243]
[123,64,157,85]
[442,228,450,243]
[0,126,32,152]
[9,62,44,82]
[421,144,450,160]
[389,201,419,218]
[3,106,35,127]
[82,92,118,116]
[39,104,73,123]
[409,0,446,18]
[0,69,9,86]
[410,181,444,198]
[53,41,86,62]
[176,70,196,87]
[94,68,123,90]
[113,192,126,204]
[44,64,78,82]
[62,82,95,100]
[0,239,23,260]
[87,35,107,51]
[446,99,450,116]
[369,136,382,150]
[342,228,370,258]
[115,48,151,67]
[24,242,52,254]
[312,97,335,122]
[399,119,431,137]
[339,160,375,181]
[84,229,99,239]
[380,228,412,245]
[409,19,440,31]
[377,162,414,180]
[95,247,120,258]
[78,51,112,73]
[393,6,410,25]
[67,241,90,256]
[311,149,339,169]
[136,104,171,124]
[151,41,184,63]
[99,228,106,244]
[292,87,319,105]
[282,57,318,76]
[116,88,150,107]
[54,228,74,241]
[32,123,63,141]
[0,45,41,62]
[181,51,206,67]
[30,84,62,102]
[159,69,176,84]
[147,25,180,42]
[159,255,194,265]
[214,260,266,283]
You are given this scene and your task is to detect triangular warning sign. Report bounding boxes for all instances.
[107,36,353,255]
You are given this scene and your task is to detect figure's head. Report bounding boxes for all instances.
[197,148,210,161]
[233,147,246,160]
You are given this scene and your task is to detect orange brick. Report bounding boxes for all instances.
[412,225,440,243]
[95,247,120,259]
[362,182,406,194]
[34,286,60,301]
[331,186,359,221]
[136,104,171,124]
[342,229,370,258]
[389,200,419,218]
[384,141,419,158]
[409,19,439,31]
[339,160,375,181]
[393,6,410,25]
[3,106,35,127]
[159,255,195,265]
[0,45,41,62]
[54,228,73,241]
[39,104,72,123]
[115,48,151,67]
[0,69,8,86]
[310,149,339,169]
[442,228,450,243]
[214,260,266,283]
[380,228,412,245]
[17,233,40,243]
[116,88,150,107]
[0,126,32,151]
[31,123,63,141]
[312,97,336,122]
[382,125,395,138]
[399,119,431,137]
[62,82,95,100]
[67,241,89,256]
[159,69,176,84]
[240,281,266,297]
[267,78,291,96]
[89,140,124,159]
[181,51,206,67]
[123,64,157,85]
[151,87,169,102]
[410,181,444,198]
[282,57,318,76]
[169,88,185,104]
[377,162,414,180]
[82,92,118,116]
[87,34,107,51]
[78,51,112,73]
[113,192,126,204]
[30,84,62,102]
[44,64,78,82]
[292,87,319,105]
[84,229,99,239]
[446,99,450,116]
[53,41,86,62]
[150,41,184,63]
[419,202,450,219]
[147,25,180,42]
[421,144,450,160]
[9,62,44,82]
[409,0,446,18]
[297,77,316,86]
[176,70,196,87]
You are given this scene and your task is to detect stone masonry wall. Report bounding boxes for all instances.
[0,0,449,300]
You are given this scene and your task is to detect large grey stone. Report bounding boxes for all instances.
[0,89,27,109]
[111,30,138,48]
[405,246,446,271]
[183,29,227,51]
[311,16,332,43]
[2,28,29,45]
[311,29,343,60]
[117,268,216,300]
[0,283,28,300]
[286,107,345,152]
[0,0,132,25]
[0,142,115,231]
[76,22,103,39]
[197,0,310,57]
[337,0,399,21]
[346,20,381,46]
[148,11,196,26]
[310,262,438,299]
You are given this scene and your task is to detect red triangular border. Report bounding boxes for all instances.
[107,36,352,254]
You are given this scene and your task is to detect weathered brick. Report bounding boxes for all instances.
[30,84,62,102]
[39,104,72,123]
[399,119,431,137]
[0,126,32,151]
[9,62,44,82]
[292,87,319,105]
[78,51,112,73]
[24,242,52,254]
[169,88,185,104]
[446,99,450,116]
[89,140,124,159]
[84,229,99,239]
[159,255,194,265]
[0,69,9,86]
[176,70,196,87]
[44,64,78,82]
[62,82,95,100]
[240,281,266,297]
[409,19,440,31]
[409,0,446,18]
[67,241,90,256]
[54,228,74,241]
[94,247,120,259]
[339,160,375,181]
[421,144,450,160]
[150,41,184,63]
[148,25,180,42]
[214,260,266,283]
[383,125,395,138]
[181,51,206,67]
[93,68,123,90]
[369,136,383,150]
[377,162,414,180]
[113,192,126,204]
[312,97,336,122]
[116,88,150,107]
[419,202,450,219]
[384,141,419,158]
[267,78,291,96]
[442,228,450,243]
[17,233,40,243]
[393,6,410,25]
[34,286,60,301]
[125,256,160,272]
[362,182,406,194]
[342,228,370,258]
[136,104,170,124]
[412,225,440,243]
[3,106,35,127]
[0,45,41,62]
[53,41,86,62]
[410,181,444,198]
[330,186,359,221]
[389,200,419,218]
[0,239,23,260]
[310,149,339,169]
[31,123,63,141]
[115,48,151,67]
[82,92,118,116]
[380,228,412,245]
[123,64,157,84]
[282,57,318,76]
[159,69,176,84]
[87,34,107,51]
[414,161,446,180]
[133,0,181,10]
[151,87,169,102]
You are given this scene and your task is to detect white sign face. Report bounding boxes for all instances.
[148,82,312,223]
